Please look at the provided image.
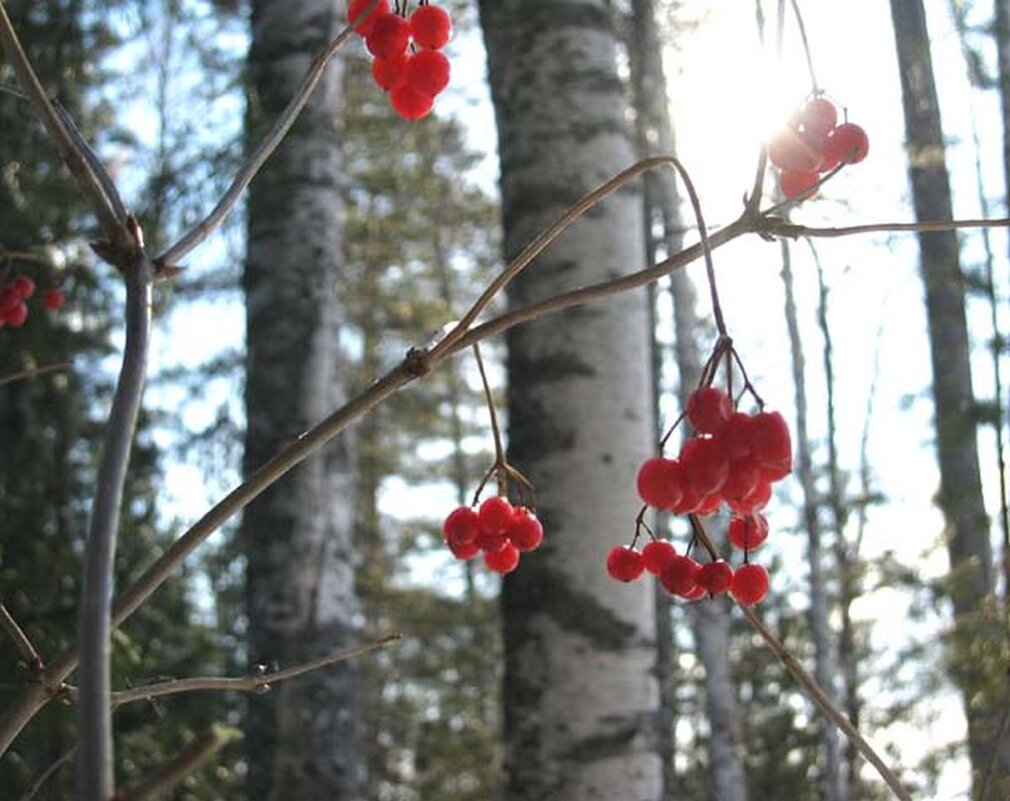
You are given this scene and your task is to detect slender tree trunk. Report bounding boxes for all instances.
[242,2,363,798]
[477,3,662,799]
[996,0,1010,228]
[888,2,1003,796]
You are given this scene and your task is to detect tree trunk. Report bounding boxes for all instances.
[477,3,662,799]
[242,2,363,798]
[888,2,1003,796]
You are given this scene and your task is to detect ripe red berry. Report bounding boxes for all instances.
[681,437,729,497]
[642,539,677,574]
[371,53,409,91]
[727,479,772,516]
[728,514,769,550]
[405,49,450,96]
[748,410,792,466]
[731,563,770,606]
[12,275,35,299]
[696,493,722,516]
[478,496,513,535]
[43,288,65,310]
[5,302,28,328]
[721,457,760,502]
[669,482,702,515]
[607,546,645,582]
[366,13,411,60]
[448,537,480,560]
[780,168,820,201]
[823,122,869,168]
[0,287,19,314]
[799,96,838,137]
[687,386,733,434]
[507,507,544,551]
[409,4,452,50]
[636,457,683,509]
[347,0,391,36]
[697,560,734,595]
[768,128,824,173]
[390,83,435,120]
[443,506,480,547]
[680,583,707,601]
[485,541,520,574]
[659,554,700,597]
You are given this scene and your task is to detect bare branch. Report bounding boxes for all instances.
[0,362,71,388]
[17,746,76,801]
[0,604,40,665]
[108,633,401,707]
[117,726,239,801]
[765,215,1010,239]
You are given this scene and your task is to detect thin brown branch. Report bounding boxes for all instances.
[765,215,1010,239]
[108,633,400,707]
[17,745,76,801]
[117,726,239,801]
[0,362,71,388]
[0,604,40,665]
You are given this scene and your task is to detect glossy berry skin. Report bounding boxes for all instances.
[823,122,869,167]
[780,168,819,201]
[659,555,700,597]
[448,537,480,560]
[5,302,28,327]
[11,275,35,298]
[607,546,645,582]
[485,542,520,574]
[721,457,760,503]
[507,508,543,551]
[43,288,65,310]
[680,583,707,601]
[636,457,683,509]
[409,4,452,49]
[731,563,770,606]
[696,493,722,516]
[697,560,734,595]
[728,514,769,550]
[390,83,434,120]
[642,539,677,574]
[478,496,513,535]
[681,437,729,497]
[443,506,480,547]
[687,386,733,434]
[748,410,792,466]
[371,53,408,91]
[366,13,411,60]
[727,479,772,516]
[347,0,391,35]
[800,96,837,136]
[405,49,450,96]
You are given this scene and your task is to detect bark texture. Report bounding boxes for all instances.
[478,3,662,799]
[242,2,363,798]
[888,2,1003,796]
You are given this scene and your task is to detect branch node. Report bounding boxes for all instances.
[404,347,432,378]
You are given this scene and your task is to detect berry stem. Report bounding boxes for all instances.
[472,342,509,496]
[688,515,719,561]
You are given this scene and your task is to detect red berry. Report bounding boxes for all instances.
[731,563,770,606]
[347,0,391,36]
[670,482,702,515]
[409,4,452,49]
[768,128,824,172]
[478,496,513,535]
[476,526,508,554]
[12,275,35,299]
[728,514,769,551]
[371,52,408,91]
[659,554,700,597]
[642,540,677,574]
[442,506,480,547]
[687,386,733,434]
[607,546,645,582]
[366,13,410,59]
[748,411,792,466]
[733,479,772,515]
[681,436,729,497]
[507,507,544,551]
[680,584,707,601]
[43,288,65,310]
[823,122,869,168]
[0,287,19,314]
[485,541,520,574]
[780,168,820,201]
[5,302,28,328]
[800,96,837,137]
[721,457,760,502]
[697,560,734,595]
[636,457,683,509]
[405,49,450,96]
[448,537,480,560]
[696,493,722,516]
[760,456,792,483]
[390,83,434,120]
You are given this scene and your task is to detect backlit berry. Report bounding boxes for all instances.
[485,541,520,574]
[371,53,408,91]
[443,506,479,547]
[507,507,543,551]
[780,168,819,201]
[636,457,683,509]
[409,4,452,50]
[687,386,733,434]
[607,546,644,582]
[748,410,792,466]
[721,457,760,502]
[728,514,769,550]
[43,288,65,310]
[799,96,838,137]
[478,496,513,535]
[390,83,434,120]
[347,0,391,36]
[680,437,729,497]
[448,537,480,560]
[642,539,677,574]
[768,128,824,173]
[405,49,450,96]
[697,560,734,595]
[823,122,869,168]
[660,555,700,597]
[366,13,410,60]
[731,563,770,606]
[680,584,707,601]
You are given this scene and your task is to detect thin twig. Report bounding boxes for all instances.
[764,215,1010,239]
[117,726,239,801]
[0,604,40,665]
[17,746,76,801]
[107,633,400,707]
[0,362,71,388]
[788,0,819,93]
[472,343,505,472]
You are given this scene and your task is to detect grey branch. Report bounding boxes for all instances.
[0,604,40,665]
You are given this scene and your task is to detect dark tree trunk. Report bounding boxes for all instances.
[242,2,363,798]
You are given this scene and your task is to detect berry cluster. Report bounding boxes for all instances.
[442,496,544,575]
[0,274,63,329]
[767,94,869,200]
[348,0,452,121]
[607,382,793,607]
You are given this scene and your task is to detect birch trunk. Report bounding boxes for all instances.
[242,2,363,798]
[477,3,662,799]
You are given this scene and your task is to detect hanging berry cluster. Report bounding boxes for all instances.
[606,340,793,607]
[347,0,452,121]
[767,94,869,200]
[0,274,63,330]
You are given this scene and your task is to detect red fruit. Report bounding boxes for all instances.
[681,437,729,497]
[5,302,28,328]
[660,554,701,596]
[780,168,819,201]
[670,482,702,515]
[696,493,722,516]
[719,412,754,461]
[405,48,450,96]
[607,546,645,582]
[727,479,772,516]
[721,457,760,502]
[636,457,683,509]
[823,122,869,168]
[731,563,770,606]
[697,560,734,595]
[448,537,480,560]
[371,53,408,91]
[476,527,508,554]
[728,514,769,550]
[0,287,19,314]
[390,83,435,120]
[12,275,35,299]
[485,541,520,574]
[347,0,391,36]
[478,496,513,535]
[768,127,824,172]
[680,584,707,601]
[366,13,410,59]
[507,508,544,551]
[443,506,480,547]
[687,386,733,434]
[749,410,792,466]
[760,456,792,483]
[642,539,677,574]
[43,288,65,310]
[800,96,838,137]
[409,4,452,49]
